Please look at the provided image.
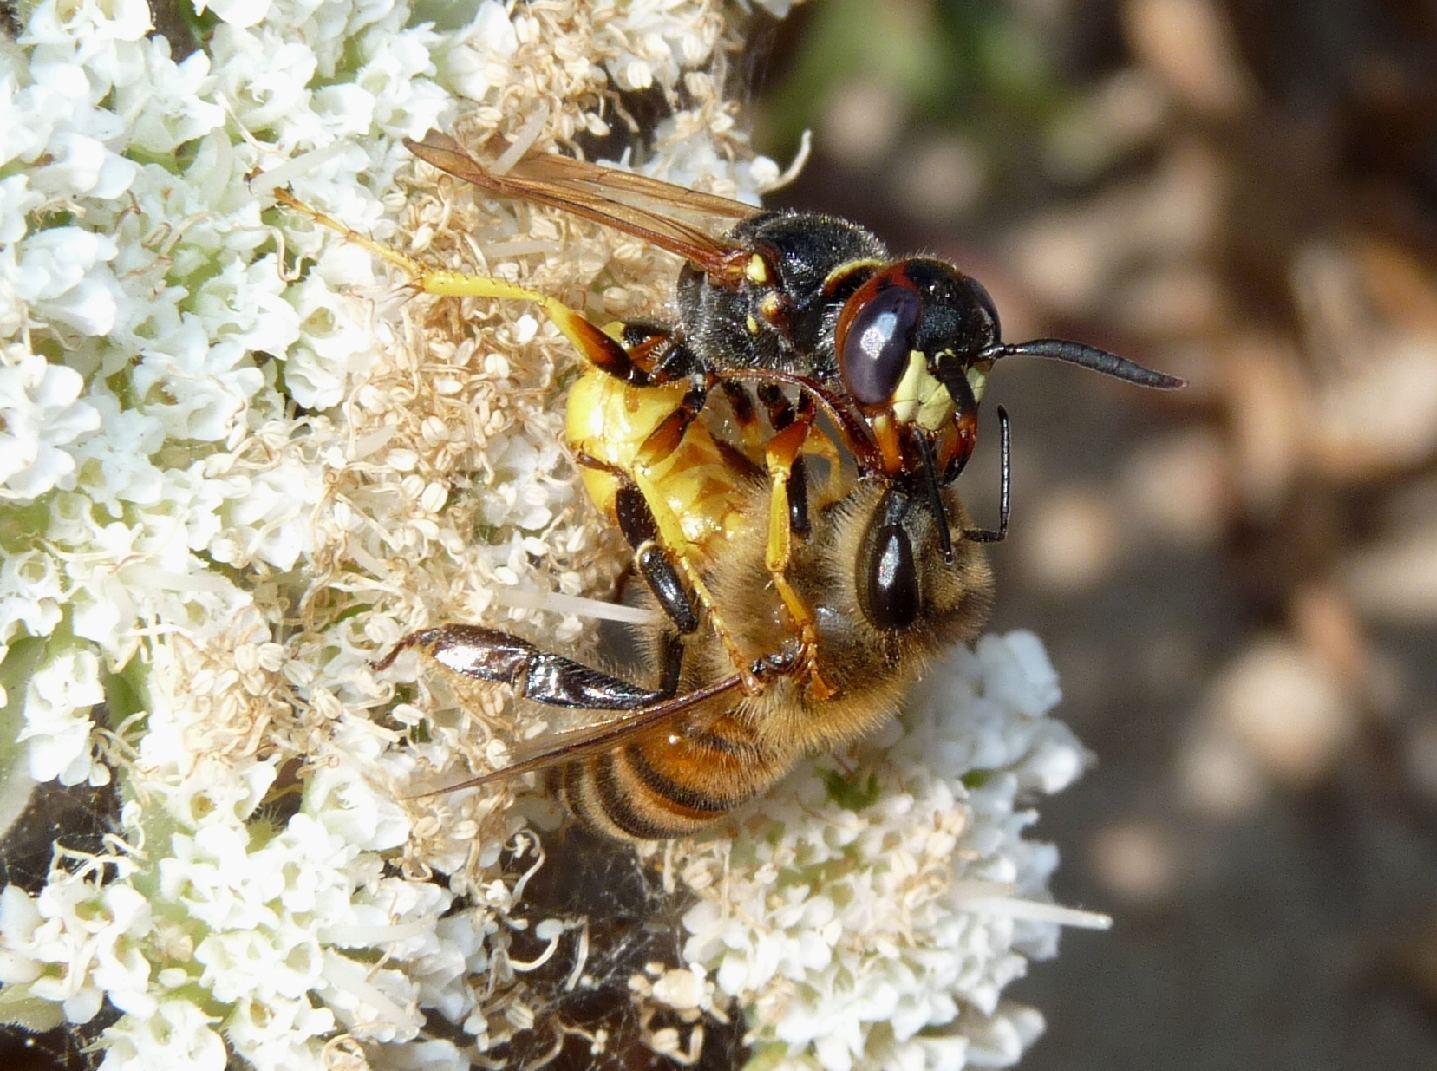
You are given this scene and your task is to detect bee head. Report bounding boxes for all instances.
[853,483,991,639]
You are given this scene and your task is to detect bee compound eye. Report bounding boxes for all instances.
[838,284,922,406]
[864,522,920,630]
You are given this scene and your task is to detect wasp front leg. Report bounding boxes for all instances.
[760,390,837,700]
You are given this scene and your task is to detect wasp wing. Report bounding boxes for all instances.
[514,151,759,220]
[404,132,760,284]
[407,670,745,798]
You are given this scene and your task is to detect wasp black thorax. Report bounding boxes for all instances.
[674,209,888,379]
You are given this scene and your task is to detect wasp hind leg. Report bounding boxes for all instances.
[375,624,683,710]
[274,189,682,386]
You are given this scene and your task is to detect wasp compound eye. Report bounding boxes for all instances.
[837,282,921,406]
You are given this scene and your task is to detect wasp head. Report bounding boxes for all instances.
[832,260,997,463]
[831,257,1183,483]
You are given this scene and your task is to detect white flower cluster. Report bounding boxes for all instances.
[0,0,799,1068]
[0,2,1100,1070]
[664,633,1104,1071]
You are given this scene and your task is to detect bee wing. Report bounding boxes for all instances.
[407,670,746,798]
[404,132,759,284]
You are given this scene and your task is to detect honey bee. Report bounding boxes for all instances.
[377,435,1002,839]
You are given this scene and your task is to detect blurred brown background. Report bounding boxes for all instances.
[755,1,1437,1067]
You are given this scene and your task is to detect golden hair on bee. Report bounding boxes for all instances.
[388,471,996,842]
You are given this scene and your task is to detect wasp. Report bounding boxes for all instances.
[401,136,1180,515]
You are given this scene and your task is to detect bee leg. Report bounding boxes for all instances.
[374,623,683,710]
[761,393,837,700]
[274,189,662,386]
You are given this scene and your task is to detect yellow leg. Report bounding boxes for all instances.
[764,419,837,700]
[273,188,635,378]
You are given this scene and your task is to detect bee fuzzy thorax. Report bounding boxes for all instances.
[697,477,996,758]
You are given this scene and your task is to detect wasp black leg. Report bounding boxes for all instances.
[375,623,683,710]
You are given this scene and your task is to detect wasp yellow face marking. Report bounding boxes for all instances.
[965,355,992,404]
[890,350,954,432]
[746,254,769,285]
[746,314,760,336]
[758,292,783,323]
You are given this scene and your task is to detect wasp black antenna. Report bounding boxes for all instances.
[963,406,1011,544]
[984,338,1185,390]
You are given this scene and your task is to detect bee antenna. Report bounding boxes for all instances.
[914,433,955,564]
[984,339,1185,390]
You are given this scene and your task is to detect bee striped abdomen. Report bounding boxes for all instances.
[550,713,785,840]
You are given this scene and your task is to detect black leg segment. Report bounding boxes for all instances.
[375,624,671,710]
[612,483,702,634]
